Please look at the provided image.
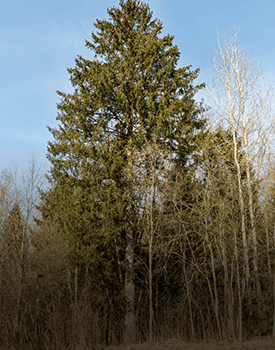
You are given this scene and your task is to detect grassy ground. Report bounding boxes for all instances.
[105,337,275,350]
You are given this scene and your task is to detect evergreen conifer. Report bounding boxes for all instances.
[44,0,205,342]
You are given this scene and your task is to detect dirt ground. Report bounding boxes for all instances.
[106,337,275,350]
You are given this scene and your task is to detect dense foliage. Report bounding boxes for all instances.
[42,0,205,343]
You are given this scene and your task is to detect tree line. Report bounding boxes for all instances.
[0,1,275,348]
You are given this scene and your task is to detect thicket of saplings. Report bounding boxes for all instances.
[1,141,275,350]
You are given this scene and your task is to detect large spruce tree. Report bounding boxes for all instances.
[45,0,205,343]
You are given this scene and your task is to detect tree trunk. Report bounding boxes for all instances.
[243,134,260,297]
[185,265,195,340]
[231,123,250,286]
[124,145,136,344]
[234,227,242,343]
[265,225,271,275]
[204,192,222,340]
[208,239,222,340]
[273,273,275,338]
[149,235,153,341]
[273,226,275,338]
[124,228,135,344]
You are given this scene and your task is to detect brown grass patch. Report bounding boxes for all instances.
[106,337,275,350]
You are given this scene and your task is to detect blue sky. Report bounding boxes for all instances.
[1,0,275,174]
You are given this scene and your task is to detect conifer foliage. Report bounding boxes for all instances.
[45,0,205,342]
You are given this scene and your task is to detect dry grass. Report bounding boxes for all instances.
[105,337,275,350]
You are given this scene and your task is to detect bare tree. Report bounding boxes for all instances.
[0,156,45,349]
[208,30,274,296]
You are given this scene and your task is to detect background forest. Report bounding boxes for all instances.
[1,0,275,349]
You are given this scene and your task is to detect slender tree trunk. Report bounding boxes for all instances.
[155,271,158,335]
[265,223,272,275]
[273,273,275,339]
[204,192,222,340]
[184,266,195,340]
[124,228,135,344]
[148,169,155,342]
[244,142,260,296]
[149,235,153,341]
[273,226,275,338]
[67,269,73,303]
[0,260,2,317]
[124,145,136,344]
[229,259,236,340]
[234,227,242,343]
[219,226,235,339]
[114,237,123,284]
[74,266,78,303]
[230,122,250,286]
[208,239,222,340]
